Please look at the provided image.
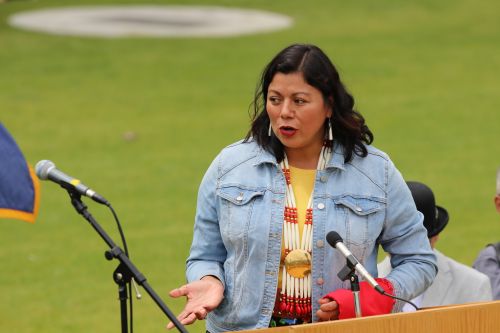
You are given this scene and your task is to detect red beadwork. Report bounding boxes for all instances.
[296,303,303,317]
[279,300,287,313]
[283,168,291,185]
[305,208,313,224]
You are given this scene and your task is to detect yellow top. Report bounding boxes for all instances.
[288,166,316,240]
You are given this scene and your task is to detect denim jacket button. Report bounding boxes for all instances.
[236,195,243,201]
[320,175,328,183]
[317,203,325,210]
[355,206,362,212]
[316,278,324,285]
[316,240,324,248]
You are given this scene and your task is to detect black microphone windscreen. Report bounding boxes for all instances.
[326,231,343,247]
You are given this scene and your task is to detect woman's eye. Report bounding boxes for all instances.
[269,96,281,104]
[295,98,306,105]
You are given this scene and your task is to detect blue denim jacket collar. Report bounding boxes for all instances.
[253,146,277,166]
[327,143,346,171]
[253,141,346,171]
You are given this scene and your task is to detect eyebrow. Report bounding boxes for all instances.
[267,89,311,96]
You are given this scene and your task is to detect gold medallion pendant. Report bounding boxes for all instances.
[284,249,311,278]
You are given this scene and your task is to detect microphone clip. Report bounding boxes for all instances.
[337,254,359,282]
[337,259,357,282]
[65,186,89,217]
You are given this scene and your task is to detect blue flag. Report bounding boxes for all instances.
[0,123,40,223]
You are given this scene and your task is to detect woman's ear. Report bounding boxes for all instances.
[326,108,333,118]
[326,97,334,118]
[494,195,500,214]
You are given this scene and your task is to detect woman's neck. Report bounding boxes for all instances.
[284,145,323,170]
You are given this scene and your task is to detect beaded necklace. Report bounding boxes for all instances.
[274,145,332,321]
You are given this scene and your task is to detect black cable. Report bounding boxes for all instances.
[107,203,129,256]
[382,291,420,311]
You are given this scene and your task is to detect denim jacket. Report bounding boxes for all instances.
[186,139,437,332]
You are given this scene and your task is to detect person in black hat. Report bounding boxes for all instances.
[473,168,500,300]
[406,181,449,249]
[379,181,492,308]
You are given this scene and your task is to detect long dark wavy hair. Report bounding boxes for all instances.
[245,43,373,163]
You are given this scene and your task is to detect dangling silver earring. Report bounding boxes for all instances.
[268,123,272,137]
[328,118,333,141]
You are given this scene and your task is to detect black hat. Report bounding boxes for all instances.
[406,181,449,238]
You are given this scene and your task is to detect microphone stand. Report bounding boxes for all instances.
[337,258,362,318]
[64,187,188,333]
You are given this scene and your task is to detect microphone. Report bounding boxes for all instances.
[326,231,384,294]
[35,160,109,205]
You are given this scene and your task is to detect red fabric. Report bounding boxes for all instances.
[324,278,395,319]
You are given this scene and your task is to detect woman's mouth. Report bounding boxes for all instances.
[279,126,297,137]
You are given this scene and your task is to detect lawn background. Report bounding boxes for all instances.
[1,0,500,332]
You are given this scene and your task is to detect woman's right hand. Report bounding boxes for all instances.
[166,275,224,329]
[316,297,339,321]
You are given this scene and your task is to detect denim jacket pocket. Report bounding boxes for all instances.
[334,195,385,216]
[332,195,386,255]
[218,185,265,205]
[217,185,265,240]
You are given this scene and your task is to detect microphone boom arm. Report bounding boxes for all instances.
[65,188,188,333]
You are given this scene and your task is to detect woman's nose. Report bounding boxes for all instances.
[280,99,294,118]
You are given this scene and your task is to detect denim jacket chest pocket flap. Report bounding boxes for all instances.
[333,195,385,215]
[331,195,386,249]
[217,185,266,239]
[217,185,265,205]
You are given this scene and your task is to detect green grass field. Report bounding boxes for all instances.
[1,0,500,332]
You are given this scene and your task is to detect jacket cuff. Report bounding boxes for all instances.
[324,278,395,319]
